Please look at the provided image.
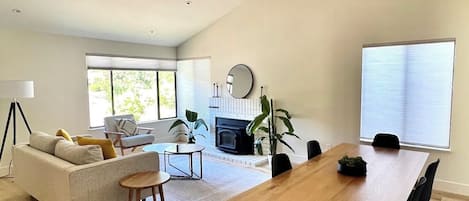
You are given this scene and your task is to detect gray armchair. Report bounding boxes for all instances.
[104,114,155,155]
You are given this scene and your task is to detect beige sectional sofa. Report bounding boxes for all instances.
[12,131,160,201]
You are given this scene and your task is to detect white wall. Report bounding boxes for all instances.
[177,0,469,195]
[0,28,177,175]
[176,59,211,145]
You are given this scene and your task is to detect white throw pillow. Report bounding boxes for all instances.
[116,119,138,136]
[29,131,64,154]
[55,140,104,165]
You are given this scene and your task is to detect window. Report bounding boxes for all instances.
[86,55,177,127]
[360,40,455,149]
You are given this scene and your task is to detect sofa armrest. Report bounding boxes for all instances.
[66,152,160,201]
[13,144,75,201]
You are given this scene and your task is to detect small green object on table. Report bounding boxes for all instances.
[337,155,367,176]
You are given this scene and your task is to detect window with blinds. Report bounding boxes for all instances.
[86,55,177,127]
[360,40,455,149]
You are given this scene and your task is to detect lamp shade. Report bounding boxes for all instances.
[0,80,34,98]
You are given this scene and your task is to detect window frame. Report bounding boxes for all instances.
[87,67,178,128]
[360,38,456,150]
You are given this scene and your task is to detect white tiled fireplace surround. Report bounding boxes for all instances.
[199,97,269,167]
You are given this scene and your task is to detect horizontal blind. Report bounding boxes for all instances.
[86,55,176,71]
[360,41,454,148]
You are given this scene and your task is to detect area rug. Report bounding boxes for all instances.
[153,155,270,201]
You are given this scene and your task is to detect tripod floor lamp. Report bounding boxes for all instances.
[0,80,34,161]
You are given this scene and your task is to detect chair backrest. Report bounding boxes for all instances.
[421,159,440,201]
[104,114,135,132]
[407,177,427,201]
[307,140,322,160]
[371,133,400,149]
[271,153,292,177]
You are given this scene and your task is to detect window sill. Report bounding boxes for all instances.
[360,138,451,152]
[88,118,177,131]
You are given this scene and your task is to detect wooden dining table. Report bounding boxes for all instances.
[229,143,429,201]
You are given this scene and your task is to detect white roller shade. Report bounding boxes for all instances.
[86,55,177,70]
[360,41,454,149]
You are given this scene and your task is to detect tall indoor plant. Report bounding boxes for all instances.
[169,109,208,143]
[247,95,299,155]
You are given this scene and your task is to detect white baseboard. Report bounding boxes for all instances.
[435,179,469,196]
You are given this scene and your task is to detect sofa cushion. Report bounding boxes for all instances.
[121,134,155,147]
[76,136,117,159]
[56,129,73,142]
[30,131,63,154]
[117,119,138,136]
[55,140,104,165]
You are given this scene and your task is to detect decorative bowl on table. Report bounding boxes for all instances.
[337,155,367,176]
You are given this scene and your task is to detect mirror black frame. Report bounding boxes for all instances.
[226,64,254,99]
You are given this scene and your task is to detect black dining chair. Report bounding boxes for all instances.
[421,159,440,201]
[371,133,400,149]
[407,177,427,201]
[271,153,292,177]
[307,140,322,160]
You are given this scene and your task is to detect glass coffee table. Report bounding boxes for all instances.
[143,143,205,180]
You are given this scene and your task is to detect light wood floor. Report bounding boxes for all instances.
[1,147,468,201]
[0,177,468,201]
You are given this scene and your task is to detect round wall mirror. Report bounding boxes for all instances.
[226,64,254,98]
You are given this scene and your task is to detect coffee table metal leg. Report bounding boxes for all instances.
[200,151,203,179]
[189,154,193,177]
[163,153,165,172]
[159,185,165,201]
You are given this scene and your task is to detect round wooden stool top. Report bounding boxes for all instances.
[119,171,170,189]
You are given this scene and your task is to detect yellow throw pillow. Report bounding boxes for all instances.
[77,136,117,159]
[56,129,73,142]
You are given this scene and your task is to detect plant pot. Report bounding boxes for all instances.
[187,136,196,144]
[337,163,367,176]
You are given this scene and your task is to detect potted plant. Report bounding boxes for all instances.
[337,155,367,176]
[246,95,299,156]
[168,109,208,143]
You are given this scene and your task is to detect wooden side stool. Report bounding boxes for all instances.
[119,171,170,201]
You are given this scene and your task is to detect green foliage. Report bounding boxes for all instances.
[338,155,367,168]
[158,72,176,112]
[88,70,160,122]
[254,136,266,155]
[246,95,299,155]
[169,109,208,143]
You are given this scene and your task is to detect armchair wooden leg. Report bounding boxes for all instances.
[131,147,137,152]
[121,147,125,156]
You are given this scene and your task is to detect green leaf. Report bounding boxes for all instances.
[168,119,189,132]
[258,126,269,133]
[260,95,270,114]
[185,110,198,122]
[254,137,266,155]
[283,132,300,139]
[246,113,268,135]
[274,133,283,140]
[194,119,208,130]
[276,109,291,119]
[276,116,294,133]
[278,138,295,153]
[255,136,266,142]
